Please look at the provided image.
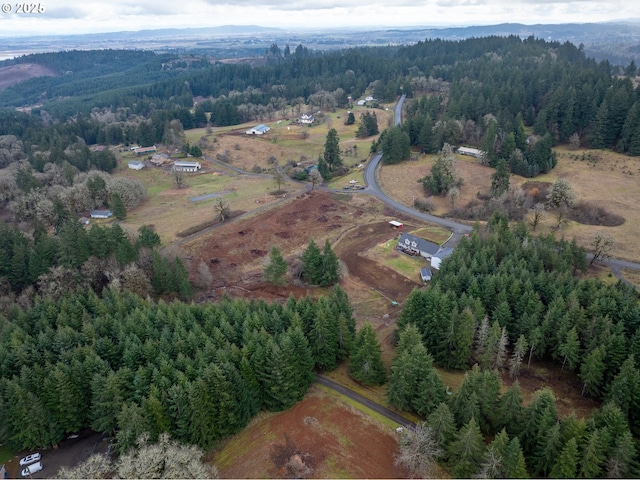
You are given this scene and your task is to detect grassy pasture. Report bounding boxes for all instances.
[115,160,304,243]
[379,146,640,263]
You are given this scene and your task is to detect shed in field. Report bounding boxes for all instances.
[128,160,145,170]
[246,124,270,135]
[420,267,432,282]
[174,161,201,172]
[90,210,113,219]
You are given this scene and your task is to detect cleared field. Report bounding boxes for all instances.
[622,268,640,287]
[212,387,409,479]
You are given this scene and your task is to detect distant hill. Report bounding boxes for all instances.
[0,63,57,90]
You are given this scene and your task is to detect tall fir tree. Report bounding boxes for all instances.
[349,323,387,386]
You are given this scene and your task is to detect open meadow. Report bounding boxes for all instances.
[378,147,640,263]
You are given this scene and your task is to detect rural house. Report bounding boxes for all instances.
[299,113,315,124]
[397,233,440,258]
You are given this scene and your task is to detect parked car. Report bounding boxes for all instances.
[19,454,41,466]
[21,461,42,477]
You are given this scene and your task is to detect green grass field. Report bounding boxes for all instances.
[0,444,14,464]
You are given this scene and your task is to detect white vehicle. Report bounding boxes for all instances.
[21,461,42,477]
[19,453,41,466]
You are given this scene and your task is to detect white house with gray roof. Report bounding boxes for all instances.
[397,233,440,258]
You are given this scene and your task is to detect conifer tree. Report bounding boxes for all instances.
[308,304,338,371]
[263,245,287,285]
[300,239,322,284]
[497,381,524,435]
[323,128,342,171]
[549,437,579,479]
[320,239,339,286]
[448,418,485,478]
[427,403,457,454]
[111,193,127,220]
[349,323,386,386]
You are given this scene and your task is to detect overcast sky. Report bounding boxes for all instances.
[0,0,638,37]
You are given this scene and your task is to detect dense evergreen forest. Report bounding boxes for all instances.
[393,214,640,477]
[0,286,355,453]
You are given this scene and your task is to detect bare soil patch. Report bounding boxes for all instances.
[183,190,424,304]
[213,388,409,479]
[0,63,57,90]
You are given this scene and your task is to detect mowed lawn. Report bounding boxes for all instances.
[379,147,640,263]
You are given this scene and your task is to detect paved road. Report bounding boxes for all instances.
[316,374,415,428]
[361,95,472,236]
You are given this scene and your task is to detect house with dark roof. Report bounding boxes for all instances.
[397,232,440,258]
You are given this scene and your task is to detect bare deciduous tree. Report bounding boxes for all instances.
[308,169,323,190]
[569,132,581,149]
[394,423,443,478]
[529,203,546,231]
[214,198,230,222]
[590,231,615,265]
[273,164,288,192]
[172,167,186,189]
[56,433,219,479]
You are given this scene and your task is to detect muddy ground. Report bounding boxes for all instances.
[184,189,422,304]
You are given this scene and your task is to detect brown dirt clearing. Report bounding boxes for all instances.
[183,190,425,305]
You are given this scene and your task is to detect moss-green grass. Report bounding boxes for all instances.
[315,384,402,430]
[409,226,452,245]
[365,238,427,280]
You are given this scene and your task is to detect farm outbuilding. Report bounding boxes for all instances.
[128,160,145,170]
[174,161,202,172]
[457,146,486,159]
[420,267,432,282]
[431,247,454,270]
[246,124,270,135]
[90,210,113,219]
[134,146,157,155]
